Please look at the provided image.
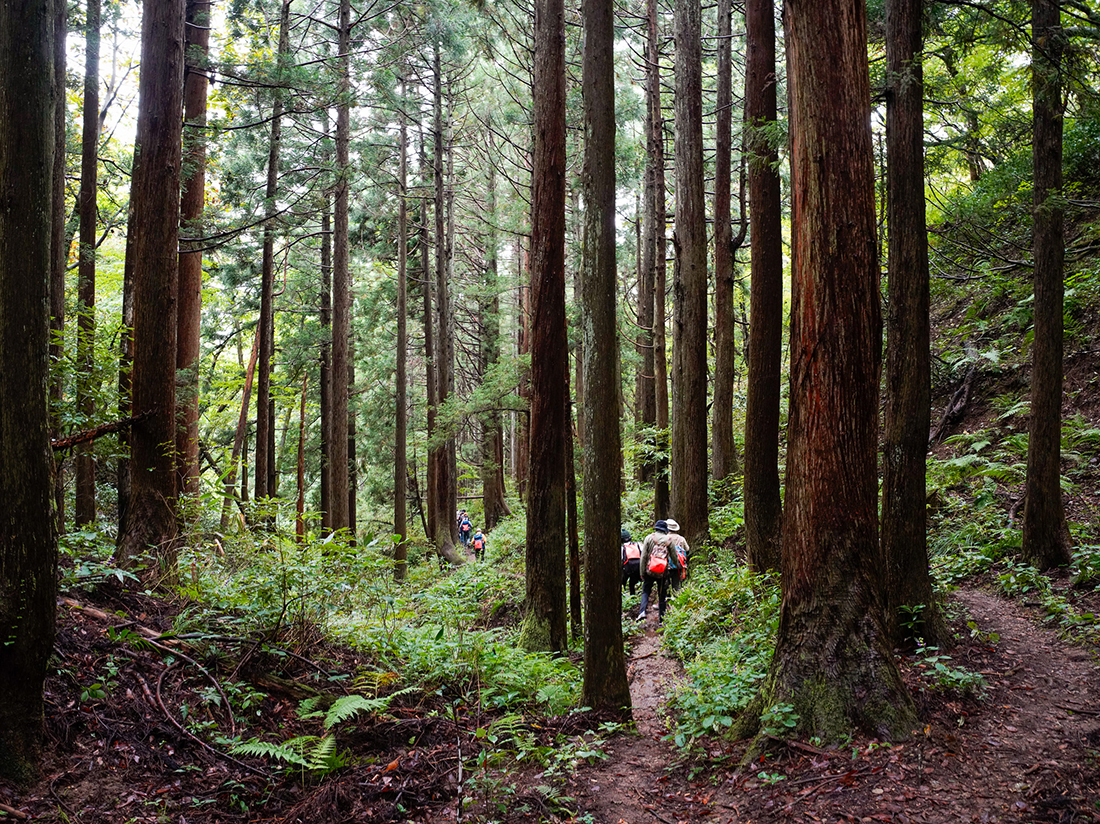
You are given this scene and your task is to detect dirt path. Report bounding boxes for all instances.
[563,588,1100,823]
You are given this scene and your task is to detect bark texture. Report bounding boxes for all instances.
[521,0,568,654]
[882,0,948,646]
[0,0,58,784]
[670,0,709,549]
[116,0,184,577]
[581,0,631,713]
[176,0,210,505]
[767,0,915,742]
[743,0,783,574]
[1021,0,1071,570]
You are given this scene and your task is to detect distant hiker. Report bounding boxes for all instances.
[664,518,690,590]
[459,516,472,548]
[621,528,642,596]
[471,529,487,561]
[638,519,681,626]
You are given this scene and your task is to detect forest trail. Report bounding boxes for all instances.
[562,587,1100,824]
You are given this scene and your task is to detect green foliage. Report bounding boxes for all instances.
[59,527,141,590]
[662,562,780,749]
[759,703,799,737]
[910,646,987,698]
[1071,546,1100,589]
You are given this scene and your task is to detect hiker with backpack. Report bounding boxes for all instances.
[621,528,642,596]
[471,529,487,561]
[459,516,472,548]
[664,519,690,590]
[637,519,684,626]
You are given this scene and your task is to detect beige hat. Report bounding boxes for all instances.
[664,519,680,532]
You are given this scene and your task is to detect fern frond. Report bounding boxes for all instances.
[231,738,313,768]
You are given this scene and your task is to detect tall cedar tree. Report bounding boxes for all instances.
[481,128,512,529]
[743,0,783,573]
[116,0,185,576]
[882,0,949,645]
[1022,0,1072,569]
[636,37,657,487]
[711,0,740,484]
[395,76,409,579]
[50,0,68,530]
[0,0,58,783]
[75,0,100,526]
[256,0,291,508]
[581,0,632,712]
[762,0,915,741]
[522,0,568,653]
[330,0,351,532]
[433,43,460,563]
[649,0,670,520]
[177,0,211,503]
[671,0,709,547]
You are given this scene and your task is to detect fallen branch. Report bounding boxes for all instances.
[51,410,153,451]
[0,802,29,820]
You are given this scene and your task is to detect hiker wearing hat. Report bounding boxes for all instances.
[664,519,690,590]
[637,519,682,625]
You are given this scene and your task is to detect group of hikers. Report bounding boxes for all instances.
[456,510,487,560]
[621,519,689,627]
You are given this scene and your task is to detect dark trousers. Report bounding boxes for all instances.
[638,574,671,620]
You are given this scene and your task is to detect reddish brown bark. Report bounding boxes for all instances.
[743,0,783,574]
[176,0,210,505]
[764,0,914,741]
[116,0,185,577]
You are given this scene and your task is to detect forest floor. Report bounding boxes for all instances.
[2,576,1098,823]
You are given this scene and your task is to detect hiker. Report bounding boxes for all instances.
[621,528,642,596]
[471,529,487,561]
[459,516,472,548]
[664,518,690,590]
[637,519,681,625]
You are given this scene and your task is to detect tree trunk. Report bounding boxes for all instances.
[347,347,357,543]
[881,0,949,646]
[1022,0,1071,570]
[220,327,258,533]
[255,0,290,511]
[0,0,59,783]
[75,0,101,527]
[637,58,657,486]
[521,0,568,654]
[422,188,437,543]
[116,0,184,580]
[176,0,210,509]
[566,401,581,641]
[395,78,409,580]
[711,0,739,486]
[329,0,351,533]
[670,0,709,548]
[743,0,783,574]
[650,0,670,521]
[481,131,511,530]
[50,0,68,533]
[319,122,332,530]
[760,0,915,743]
[296,374,306,543]
[516,269,531,500]
[581,0,632,711]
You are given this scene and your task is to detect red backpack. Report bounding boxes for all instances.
[646,544,672,578]
[622,541,641,563]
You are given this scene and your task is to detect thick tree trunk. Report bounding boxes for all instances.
[329,0,351,533]
[649,0,670,521]
[1022,0,1072,571]
[255,0,290,510]
[0,0,59,783]
[581,0,631,712]
[760,0,914,743]
[521,0,568,654]
[176,0,210,507]
[422,190,437,543]
[882,0,948,646]
[515,271,531,500]
[711,0,739,485]
[116,0,184,579]
[743,0,783,574]
[670,0,709,548]
[395,80,409,579]
[75,0,101,526]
